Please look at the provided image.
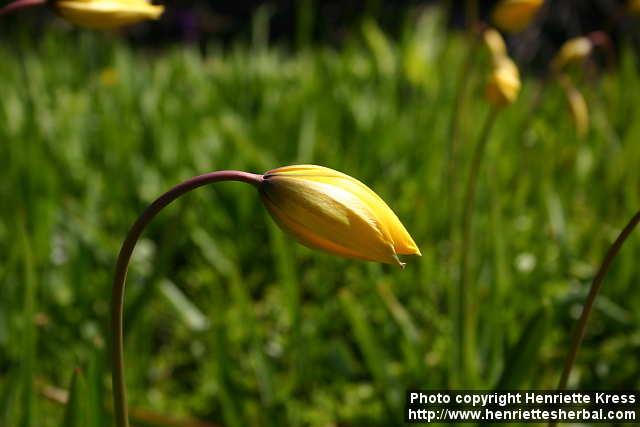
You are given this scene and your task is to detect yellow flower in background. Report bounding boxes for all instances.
[629,0,640,14]
[99,67,118,86]
[492,0,544,33]
[259,165,421,266]
[483,28,507,65]
[559,76,589,137]
[55,0,164,29]
[552,37,592,71]
[482,28,520,108]
[485,56,521,107]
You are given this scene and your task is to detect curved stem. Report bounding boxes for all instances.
[457,107,499,385]
[111,170,263,427]
[556,210,640,391]
[0,0,45,17]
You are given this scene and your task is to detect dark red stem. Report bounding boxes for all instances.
[111,171,262,427]
[556,210,640,392]
[0,0,46,17]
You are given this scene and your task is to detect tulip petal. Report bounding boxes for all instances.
[56,0,163,29]
[261,176,403,265]
[263,193,404,266]
[492,0,543,33]
[261,165,421,264]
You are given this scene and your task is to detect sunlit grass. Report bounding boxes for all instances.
[1,9,639,426]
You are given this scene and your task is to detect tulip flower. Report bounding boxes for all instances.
[260,165,420,266]
[551,37,592,72]
[492,0,544,33]
[483,28,508,65]
[0,0,164,28]
[55,0,164,29]
[110,166,420,427]
[485,56,521,107]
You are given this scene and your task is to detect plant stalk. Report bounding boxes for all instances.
[0,0,45,17]
[457,107,499,385]
[446,34,479,215]
[111,170,262,427]
[547,210,639,427]
[556,210,640,391]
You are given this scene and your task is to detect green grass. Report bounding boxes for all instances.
[1,7,640,426]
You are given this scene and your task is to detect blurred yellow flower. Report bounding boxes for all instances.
[629,0,640,14]
[492,0,544,33]
[552,37,592,71]
[99,67,118,86]
[559,76,589,137]
[55,0,164,29]
[483,28,507,65]
[485,56,521,107]
[259,165,421,266]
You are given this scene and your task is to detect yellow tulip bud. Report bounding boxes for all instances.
[259,165,421,267]
[559,76,589,137]
[485,57,521,107]
[551,37,592,71]
[492,0,544,33]
[483,28,507,65]
[55,0,164,29]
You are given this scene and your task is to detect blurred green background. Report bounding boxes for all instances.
[1,2,640,427]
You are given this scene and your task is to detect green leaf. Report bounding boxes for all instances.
[495,306,551,390]
[159,279,209,332]
[86,345,108,427]
[61,368,87,427]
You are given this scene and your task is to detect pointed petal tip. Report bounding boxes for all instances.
[407,240,422,257]
[396,241,422,257]
[151,5,164,19]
